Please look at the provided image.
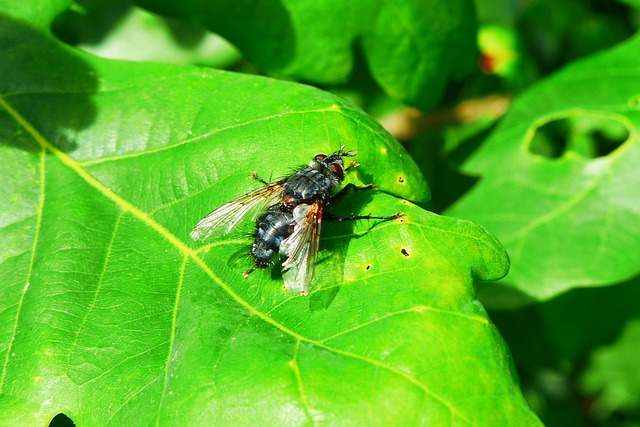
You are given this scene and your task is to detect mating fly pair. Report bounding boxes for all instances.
[190,146,401,295]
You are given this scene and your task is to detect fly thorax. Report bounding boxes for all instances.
[309,159,323,170]
[318,161,343,189]
[320,168,341,189]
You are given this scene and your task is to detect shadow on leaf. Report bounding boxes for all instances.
[0,14,97,153]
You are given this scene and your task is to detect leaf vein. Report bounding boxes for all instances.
[313,342,475,426]
[156,254,188,424]
[65,211,124,373]
[291,340,315,424]
[80,108,339,166]
[0,121,45,392]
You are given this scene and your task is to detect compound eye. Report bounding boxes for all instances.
[314,154,327,161]
[330,163,344,180]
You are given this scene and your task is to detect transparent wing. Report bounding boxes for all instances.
[190,181,284,240]
[280,202,323,296]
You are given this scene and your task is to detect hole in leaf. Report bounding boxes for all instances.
[49,413,75,427]
[401,248,410,257]
[529,115,629,159]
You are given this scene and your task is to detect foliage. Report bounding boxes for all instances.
[0,0,638,426]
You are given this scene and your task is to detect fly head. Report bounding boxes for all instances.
[311,146,356,188]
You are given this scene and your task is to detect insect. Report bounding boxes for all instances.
[190,146,402,295]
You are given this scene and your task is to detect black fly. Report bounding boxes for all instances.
[190,146,401,295]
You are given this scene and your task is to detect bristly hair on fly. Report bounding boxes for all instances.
[191,146,402,295]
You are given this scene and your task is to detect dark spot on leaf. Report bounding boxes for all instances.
[401,248,410,257]
[49,413,75,427]
[398,176,405,183]
[365,265,371,270]
[530,116,628,159]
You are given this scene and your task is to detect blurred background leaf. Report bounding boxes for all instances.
[54,1,242,68]
[447,34,640,301]
[59,0,478,110]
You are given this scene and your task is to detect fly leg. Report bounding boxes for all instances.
[249,171,270,185]
[243,265,257,278]
[327,183,402,222]
[326,183,376,207]
[324,211,403,223]
[345,161,360,171]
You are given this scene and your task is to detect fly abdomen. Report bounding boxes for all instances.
[251,204,294,267]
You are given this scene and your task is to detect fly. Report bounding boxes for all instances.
[191,146,402,295]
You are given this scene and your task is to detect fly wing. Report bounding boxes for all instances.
[280,202,323,295]
[190,181,284,240]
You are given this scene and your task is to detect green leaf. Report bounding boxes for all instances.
[581,318,640,414]
[523,278,640,417]
[0,11,538,426]
[0,0,69,30]
[486,278,640,425]
[447,34,640,301]
[132,0,477,109]
[53,3,242,68]
[619,0,640,8]
[539,278,640,365]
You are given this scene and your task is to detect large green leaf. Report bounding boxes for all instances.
[132,0,477,109]
[0,9,539,427]
[447,34,640,301]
